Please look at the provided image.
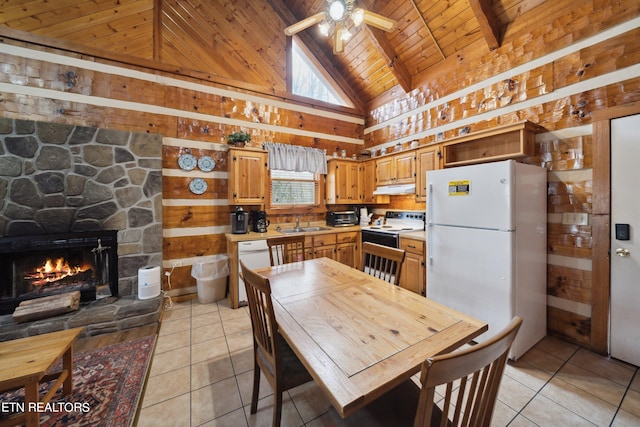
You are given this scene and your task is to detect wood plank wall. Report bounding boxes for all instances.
[1,0,639,349]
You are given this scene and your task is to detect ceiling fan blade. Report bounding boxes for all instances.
[333,21,344,54]
[361,10,397,32]
[284,12,327,36]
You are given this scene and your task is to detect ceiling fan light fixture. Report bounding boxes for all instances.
[318,22,331,37]
[361,10,397,32]
[285,0,395,54]
[333,21,345,53]
[328,0,347,21]
[284,12,327,36]
[352,8,364,26]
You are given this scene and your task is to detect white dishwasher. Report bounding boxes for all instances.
[237,240,271,305]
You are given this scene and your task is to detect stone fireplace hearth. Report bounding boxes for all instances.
[0,118,164,340]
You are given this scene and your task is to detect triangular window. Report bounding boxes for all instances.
[291,38,352,108]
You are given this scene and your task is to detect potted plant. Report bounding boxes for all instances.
[225,131,251,147]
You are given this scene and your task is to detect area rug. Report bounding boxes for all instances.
[0,334,156,427]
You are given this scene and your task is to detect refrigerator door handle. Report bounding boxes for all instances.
[427,183,433,266]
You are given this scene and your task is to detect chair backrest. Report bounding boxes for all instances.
[361,242,406,285]
[267,235,306,266]
[413,316,523,427]
[240,260,279,369]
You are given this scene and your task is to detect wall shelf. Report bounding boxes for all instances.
[442,121,544,167]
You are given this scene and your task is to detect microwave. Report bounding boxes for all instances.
[326,211,358,227]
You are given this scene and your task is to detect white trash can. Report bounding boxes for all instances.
[191,255,230,303]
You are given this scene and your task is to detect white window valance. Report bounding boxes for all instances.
[263,142,327,174]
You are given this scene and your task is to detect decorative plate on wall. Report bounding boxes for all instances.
[178,153,197,171]
[198,155,216,172]
[189,178,207,195]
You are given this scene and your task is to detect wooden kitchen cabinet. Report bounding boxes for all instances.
[376,156,395,185]
[442,120,542,167]
[335,231,360,269]
[376,151,416,185]
[394,151,416,183]
[228,147,267,204]
[400,237,425,296]
[326,159,360,204]
[305,231,359,268]
[415,145,442,201]
[361,159,390,204]
[361,159,376,203]
[306,233,337,260]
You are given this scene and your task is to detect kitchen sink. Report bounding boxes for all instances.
[279,226,331,234]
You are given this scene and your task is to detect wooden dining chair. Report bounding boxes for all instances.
[361,242,406,286]
[239,260,313,427]
[267,235,306,266]
[325,316,523,427]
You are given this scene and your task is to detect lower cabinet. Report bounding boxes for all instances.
[336,232,360,269]
[400,237,425,296]
[306,231,360,269]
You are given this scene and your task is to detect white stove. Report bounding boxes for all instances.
[362,211,425,234]
[361,211,425,247]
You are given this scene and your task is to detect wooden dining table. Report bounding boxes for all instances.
[257,257,488,418]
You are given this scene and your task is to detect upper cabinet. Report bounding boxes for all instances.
[228,147,267,205]
[415,145,442,201]
[442,121,542,167]
[326,158,360,204]
[376,151,416,185]
[361,159,390,205]
[361,159,377,204]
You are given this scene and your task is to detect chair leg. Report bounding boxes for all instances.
[251,362,260,414]
[273,390,283,427]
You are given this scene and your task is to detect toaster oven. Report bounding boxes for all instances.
[326,211,358,227]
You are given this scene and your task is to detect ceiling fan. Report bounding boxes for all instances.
[284,0,397,54]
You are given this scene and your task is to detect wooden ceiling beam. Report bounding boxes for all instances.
[267,0,365,112]
[358,0,412,93]
[468,0,502,50]
[408,0,445,60]
[364,26,412,94]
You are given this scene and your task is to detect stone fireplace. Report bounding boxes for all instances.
[0,118,163,340]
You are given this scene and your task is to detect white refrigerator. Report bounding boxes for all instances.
[426,160,547,360]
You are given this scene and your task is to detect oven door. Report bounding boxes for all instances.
[361,229,399,248]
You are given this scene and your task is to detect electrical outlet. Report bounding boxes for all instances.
[171,260,183,268]
[562,212,589,226]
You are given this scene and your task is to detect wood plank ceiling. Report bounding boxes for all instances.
[0,0,546,111]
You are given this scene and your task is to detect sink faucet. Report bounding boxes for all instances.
[295,216,300,229]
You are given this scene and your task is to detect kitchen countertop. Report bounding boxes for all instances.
[225,224,362,242]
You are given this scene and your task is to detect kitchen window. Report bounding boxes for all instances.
[269,169,321,208]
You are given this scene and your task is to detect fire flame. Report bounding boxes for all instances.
[34,258,88,284]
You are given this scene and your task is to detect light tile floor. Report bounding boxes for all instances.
[138,298,640,427]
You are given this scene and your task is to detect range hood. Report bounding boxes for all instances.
[372,183,416,195]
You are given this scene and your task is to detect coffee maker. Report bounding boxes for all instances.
[251,210,270,233]
[231,207,249,234]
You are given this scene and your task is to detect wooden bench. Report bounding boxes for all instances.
[0,327,83,427]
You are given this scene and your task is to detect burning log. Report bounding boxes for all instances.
[12,291,81,323]
[25,257,92,287]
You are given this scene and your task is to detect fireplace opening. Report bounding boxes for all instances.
[0,231,118,315]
